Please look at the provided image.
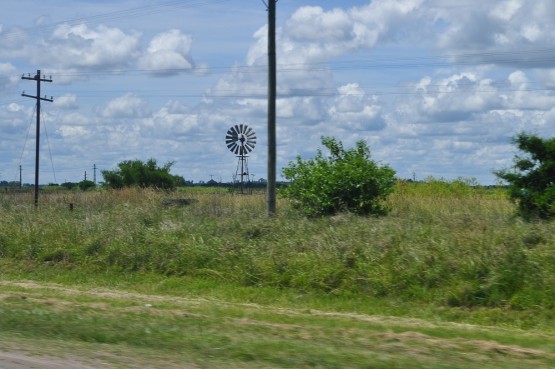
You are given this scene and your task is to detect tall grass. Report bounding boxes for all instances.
[1,183,554,312]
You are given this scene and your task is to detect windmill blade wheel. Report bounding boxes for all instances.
[226,124,256,155]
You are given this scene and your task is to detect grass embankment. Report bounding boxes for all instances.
[0,182,554,368]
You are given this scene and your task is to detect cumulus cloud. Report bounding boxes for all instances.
[39,23,140,70]
[0,62,18,93]
[404,69,555,126]
[58,125,89,138]
[6,0,555,185]
[98,93,149,118]
[138,29,195,76]
[435,0,555,68]
[329,84,386,131]
[248,0,425,66]
[53,94,79,109]
[144,101,199,137]
[408,72,502,122]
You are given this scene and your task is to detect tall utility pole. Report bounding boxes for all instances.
[22,70,53,207]
[267,0,277,216]
[19,165,22,188]
[93,164,97,185]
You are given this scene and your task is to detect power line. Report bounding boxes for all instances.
[1,0,232,42]
[20,86,550,100]
[35,49,555,79]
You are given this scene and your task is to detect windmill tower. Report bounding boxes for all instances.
[225,124,256,193]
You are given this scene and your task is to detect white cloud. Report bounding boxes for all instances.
[138,29,194,76]
[98,93,149,118]
[58,125,88,138]
[6,0,555,185]
[329,84,385,131]
[489,0,522,22]
[436,0,555,68]
[248,0,425,66]
[7,103,22,112]
[404,72,501,123]
[53,94,78,109]
[536,69,555,88]
[40,23,141,70]
[59,112,91,126]
[145,102,199,137]
[0,62,18,93]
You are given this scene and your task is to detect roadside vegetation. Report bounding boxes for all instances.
[282,137,396,217]
[1,134,554,367]
[1,181,554,312]
[1,180,555,367]
[495,132,555,219]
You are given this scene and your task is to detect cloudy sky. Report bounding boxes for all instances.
[1,0,555,185]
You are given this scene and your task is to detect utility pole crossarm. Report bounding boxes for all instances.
[21,92,53,102]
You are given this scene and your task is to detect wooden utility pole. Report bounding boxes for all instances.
[267,0,277,216]
[22,70,53,207]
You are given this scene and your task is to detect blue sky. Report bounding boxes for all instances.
[1,0,555,185]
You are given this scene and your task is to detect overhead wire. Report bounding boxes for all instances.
[42,110,57,184]
[1,0,232,42]
[2,1,555,103]
[40,46,555,78]
[15,104,36,181]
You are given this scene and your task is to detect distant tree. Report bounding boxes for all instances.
[102,159,177,190]
[495,132,555,219]
[282,136,396,217]
[0,181,20,188]
[78,180,96,191]
[173,175,187,187]
[61,182,78,190]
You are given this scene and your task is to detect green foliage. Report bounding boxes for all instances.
[78,180,96,191]
[102,158,177,190]
[173,174,187,187]
[60,182,77,190]
[2,185,555,321]
[282,137,396,216]
[495,132,555,219]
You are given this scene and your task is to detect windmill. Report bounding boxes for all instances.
[226,124,256,193]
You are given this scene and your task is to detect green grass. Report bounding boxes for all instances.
[1,274,555,369]
[0,181,555,368]
[1,183,553,312]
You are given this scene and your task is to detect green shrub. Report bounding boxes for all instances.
[495,132,555,219]
[281,137,396,217]
[78,180,96,191]
[102,158,177,190]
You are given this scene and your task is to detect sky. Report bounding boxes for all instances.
[1,0,555,185]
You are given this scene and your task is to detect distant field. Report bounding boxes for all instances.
[0,181,554,368]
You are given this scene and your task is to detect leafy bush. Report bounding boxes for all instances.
[78,180,96,191]
[102,159,177,190]
[495,133,555,219]
[281,137,396,217]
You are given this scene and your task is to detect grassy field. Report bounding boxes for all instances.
[0,181,554,368]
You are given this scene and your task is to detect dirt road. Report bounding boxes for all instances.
[0,352,112,369]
